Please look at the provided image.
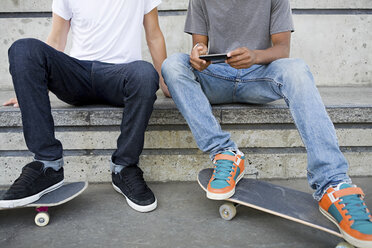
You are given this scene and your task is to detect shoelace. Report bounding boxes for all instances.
[340,194,370,222]
[213,159,234,181]
[7,167,42,194]
[122,170,148,193]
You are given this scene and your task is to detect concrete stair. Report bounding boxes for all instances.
[0,0,371,185]
[0,86,371,184]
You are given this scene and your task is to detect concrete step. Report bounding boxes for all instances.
[0,86,371,184]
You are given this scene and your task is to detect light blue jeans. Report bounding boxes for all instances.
[161,53,351,200]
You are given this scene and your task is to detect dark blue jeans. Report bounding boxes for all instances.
[8,38,159,170]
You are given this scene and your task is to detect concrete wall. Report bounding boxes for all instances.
[0,0,371,89]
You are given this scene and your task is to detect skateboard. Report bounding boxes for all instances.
[0,181,87,227]
[197,168,355,248]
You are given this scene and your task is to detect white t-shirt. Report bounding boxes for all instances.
[52,0,161,64]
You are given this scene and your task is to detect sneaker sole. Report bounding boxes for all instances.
[112,183,157,213]
[206,170,245,200]
[319,206,372,248]
[0,180,64,208]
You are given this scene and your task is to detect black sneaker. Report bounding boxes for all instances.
[0,161,64,208]
[112,165,157,212]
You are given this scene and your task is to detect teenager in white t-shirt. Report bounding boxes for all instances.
[1,0,169,213]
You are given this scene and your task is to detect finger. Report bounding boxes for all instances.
[190,60,203,71]
[201,61,211,70]
[227,48,245,57]
[190,58,207,68]
[192,60,209,71]
[227,54,244,64]
[229,61,252,69]
[191,55,207,67]
[197,46,208,55]
[3,98,16,106]
[228,58,248,67]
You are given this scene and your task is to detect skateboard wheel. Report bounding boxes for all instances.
[336,242,355,248]
[335,242,354,248]
[219,203,237,221]
[35,212,50,227]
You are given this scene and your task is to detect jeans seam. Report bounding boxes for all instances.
[90,62,97,96]
[240,77,288,102]
[199,70,235,81]
[233,82,238,102]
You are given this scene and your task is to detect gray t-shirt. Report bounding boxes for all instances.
[184,0,294,54]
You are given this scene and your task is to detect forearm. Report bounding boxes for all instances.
[147,33,170,97]
[253,44,290,65]
[147,34,167,79]
[253,31,291,65]
[46,13,70,52]
[46,35,67,52]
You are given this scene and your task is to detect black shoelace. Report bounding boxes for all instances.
[122,170,148,194]
[7,167,42,194]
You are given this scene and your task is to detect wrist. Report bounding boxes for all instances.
[252,50,260,65]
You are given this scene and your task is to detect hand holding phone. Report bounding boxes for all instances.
[190,43,211,71]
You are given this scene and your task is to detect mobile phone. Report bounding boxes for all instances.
[199,53,229,63]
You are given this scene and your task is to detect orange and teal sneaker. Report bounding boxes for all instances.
[319,183,372,248]
[207,151,245,200]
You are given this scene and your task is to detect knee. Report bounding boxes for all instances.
[126,61,159,98]
[272,58,315,89]
[273,58,309,74]
[8,38,46,61]
[161,53,191,86]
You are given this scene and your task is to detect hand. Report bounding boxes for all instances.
[227,47,257,69]
[160,78,171,98]
[3,97,19,107]
[190,43,211,71]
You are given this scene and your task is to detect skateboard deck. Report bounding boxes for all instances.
[0,181,88,226]
[198,169,355,248]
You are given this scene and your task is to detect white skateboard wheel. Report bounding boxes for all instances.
[335,242,354,248]
[219,203,237,221]
[34,212,50,227]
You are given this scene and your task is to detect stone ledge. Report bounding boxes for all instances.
[1,0,372,12]
[1,128,371,151]
[0,86,371,127]
[1,151,371,184]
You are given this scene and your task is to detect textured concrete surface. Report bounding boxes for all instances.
[2,0,372,12]
[1,179,372,248]
[0,87,371,127]
[1,151,371,184]
[1,3,372,89]
[0,86,371,183]
[1,128,372,151]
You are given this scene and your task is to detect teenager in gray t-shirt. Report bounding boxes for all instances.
[162,2,372,246]
[184,0,294,54]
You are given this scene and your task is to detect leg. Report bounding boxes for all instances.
[162,53,245,200]
[91,60,159,212]
[235,58,350,199]
[90,60,159,170]
[262,59,350,199]
[8,38,94,165]
[235,60,372,247]
[1,38,93,207]
[162,53,238,158]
